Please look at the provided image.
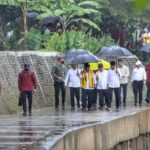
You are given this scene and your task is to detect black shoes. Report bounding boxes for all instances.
[23,112,27,116]
[145,98,150,104]
[29,111,32,116]
[71,107,75,111]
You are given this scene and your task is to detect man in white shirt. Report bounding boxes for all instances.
[108,61,121,111]
[95,64,111,110]
[131,61,146,106]
[118,59,130,107]
[81,63,95,111]
[65,64,81,111]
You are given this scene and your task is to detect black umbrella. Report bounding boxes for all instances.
[27,12,39,19]
[140,44,150,53]
[65,49,100,64]
[40,16,62,25]
[96,46,134,57]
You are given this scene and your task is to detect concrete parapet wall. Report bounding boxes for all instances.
[50,109,150,150]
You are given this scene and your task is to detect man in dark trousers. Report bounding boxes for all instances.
[65,64,81,111]
[145,60,150,103]
[107,61,121,111]
[18,64,37,116]
[51,57,66,110]
[81,63,95,111]
[131,61,146,106]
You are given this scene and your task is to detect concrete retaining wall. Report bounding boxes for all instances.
[50,109,150,150]
[0,51,63,114]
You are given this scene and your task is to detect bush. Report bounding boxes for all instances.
[42,30,115,53]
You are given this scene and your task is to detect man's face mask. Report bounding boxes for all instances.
[24,64,29,71]
[61,60,64,64]
[25,68,29,71]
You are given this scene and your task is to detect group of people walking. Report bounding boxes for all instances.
[51,57,150,112]
[18,57,150,116]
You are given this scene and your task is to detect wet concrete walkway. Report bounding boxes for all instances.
[0,106,149,150]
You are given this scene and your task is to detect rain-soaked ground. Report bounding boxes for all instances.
[0,105,149,150]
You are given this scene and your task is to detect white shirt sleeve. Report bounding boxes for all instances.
[143,68,147,81]
[117,68,122,78]
[131,69,134,82]
[125,67,130,77]
[65,70,70,86]
[77,69,82,79]
[94,72,97,85]
[107,70,110,85]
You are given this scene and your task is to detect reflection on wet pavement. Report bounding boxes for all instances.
[0,106,149,150]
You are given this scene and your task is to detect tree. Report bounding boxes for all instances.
[37,0,101,31]
[0,0,44,49]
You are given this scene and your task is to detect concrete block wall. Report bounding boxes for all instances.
[50,109,150,150]
[0,51,61,114]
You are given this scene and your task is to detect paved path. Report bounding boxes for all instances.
[0,106,149,150]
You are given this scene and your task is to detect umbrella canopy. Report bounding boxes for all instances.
[27,12,39,19]
[65,49,100,64]
[96,46,134,57]
[140,44,150,53]
[40,16,62,25]
[90,60,110,70]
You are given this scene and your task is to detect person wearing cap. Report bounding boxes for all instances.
[107,61,121,111]
[81,63,95,111]
[65,64,81,111]
[51,57,66,110]
[131,61,146,106]
[95,64,111,110]
[118,59,130,107]
[18,64,37,116]
[145,59,150,103]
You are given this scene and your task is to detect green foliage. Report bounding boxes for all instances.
[36,0,101,31]
[25,28,41,50]
[42,30,115,53]
[134,0,149,11]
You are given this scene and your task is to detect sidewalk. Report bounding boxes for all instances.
[0,106,149,150]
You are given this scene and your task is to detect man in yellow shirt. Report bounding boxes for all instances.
[81,63,95,111]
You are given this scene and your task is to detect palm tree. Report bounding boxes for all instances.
[0,0,42,49]
[38,0,101,31]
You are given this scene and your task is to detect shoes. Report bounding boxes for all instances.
[105,107,112,111]
[23,112,27,116]
[55,106,59,110]
[71,107,75,111]
[123,103,126,107]
[29,111,32,116]
[62,105,65,110]
[88,108,92,111]
[134,103,137,106]
[77,103,80,108]
[99,106,104,110]
[81,108,86,111]
[116,108,121,112]
[145,98,150,104]
[139,103,142,107]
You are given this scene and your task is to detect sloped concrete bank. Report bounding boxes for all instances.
[50,109,150,150]
[0,51,61,114]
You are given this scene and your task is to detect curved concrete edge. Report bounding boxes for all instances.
[50,109,150,150]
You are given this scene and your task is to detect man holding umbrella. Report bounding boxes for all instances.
[65,64,81,111]
[95,64,111,110]
[107,61,121,111]
[81,63,95,111]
